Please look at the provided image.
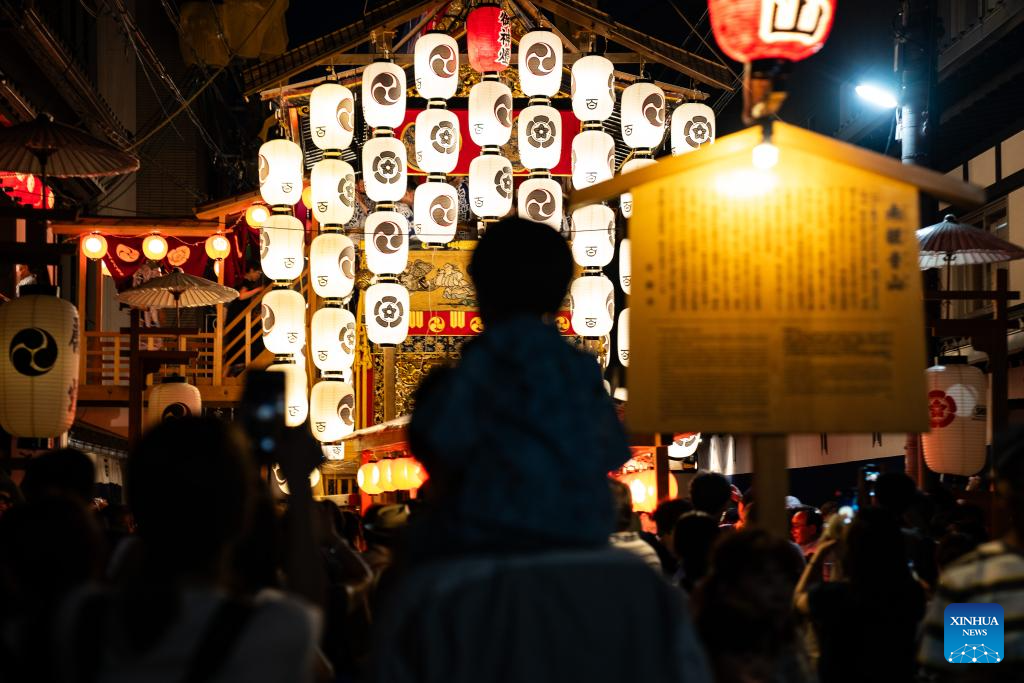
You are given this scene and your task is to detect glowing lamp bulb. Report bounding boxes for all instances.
[301,185,313,209]
[752,141,779,170]
[855,83,898,109]
[82,233,108,260]
[246,203,270,227]
[205,234,231,260]
[142,234,168,260]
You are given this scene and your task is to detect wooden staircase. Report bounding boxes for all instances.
[78,268,314,407]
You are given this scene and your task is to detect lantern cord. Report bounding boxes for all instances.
[666,0,738,80]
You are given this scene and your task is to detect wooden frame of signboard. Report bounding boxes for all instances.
[571,121,985,535]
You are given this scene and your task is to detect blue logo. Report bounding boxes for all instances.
[944,603,1004,664]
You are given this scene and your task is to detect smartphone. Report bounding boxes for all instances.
[240,370,285,462]
[858,463,880,508]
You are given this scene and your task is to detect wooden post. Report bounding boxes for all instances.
[752,434,788,537]
[128,309,142,446]
[382,346,397,422]
[654,433,670,504]
[77,246,88,384]
[213,248,224,386]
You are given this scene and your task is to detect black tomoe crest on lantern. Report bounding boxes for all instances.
[10,328,58,377]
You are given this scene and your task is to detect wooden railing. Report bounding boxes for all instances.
[83,331,216,386]
[221,266,314,377]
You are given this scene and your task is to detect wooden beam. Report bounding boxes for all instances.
[391,2,445,53]
[240,0,439,95]
[194,190,262,220]
[51,217,221,236]
[521,0,579,52]
[529,0,735,90]
[614,70,708,101]
[300,51,643,67]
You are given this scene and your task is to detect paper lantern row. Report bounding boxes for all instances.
[357,458,427,494]
[80,233,230,262]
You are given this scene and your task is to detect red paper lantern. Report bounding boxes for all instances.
[708,0,836,63]
[467,4,511,73]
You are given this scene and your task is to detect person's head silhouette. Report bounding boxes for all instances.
[469,217,573,324]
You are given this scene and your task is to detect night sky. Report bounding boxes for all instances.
[284,0,901,141]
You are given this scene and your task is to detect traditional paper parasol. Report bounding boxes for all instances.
[917,214,1024,269]
[117,268,238,326]
[0,114,140,178]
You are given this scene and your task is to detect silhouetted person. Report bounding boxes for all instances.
[608,479,661,572]
[789,506,823,559]
[54,418,323,683]
[695,529,811,683]
[651,498,693,576]
[672,512,720,593]
[920,425,1024,682]
[20,448,95,506]
[689,472,732,522]
[409,217,629,555]
[797,507,925,683]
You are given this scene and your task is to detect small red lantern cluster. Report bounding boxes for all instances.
[708,0,836,63]
[467,4,512,73]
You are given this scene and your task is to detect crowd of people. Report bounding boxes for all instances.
[1,218,1021,682]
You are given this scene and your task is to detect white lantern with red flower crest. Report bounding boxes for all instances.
[922,363,988,476]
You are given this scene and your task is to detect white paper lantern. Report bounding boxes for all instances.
[571,204,615,268]
[621,82,666,149]
[671,103,716,155]
[258,139,303,207]
[261,288,306,355]
[310,158,355,227]
[362,136,407,203]
[309,82,355,151]
[619,238,631,294]
[414,109,460,174]
[0,294,80,437]
[365,283,410,346]
[364,211,410,275]
[259,214,305,282]
[268,361,308,427]
[571,55,615,122]
[619,157,655,218]
[311,306,356,373]
[571,130,615,190]
[413,182,459,245]
[517,177,562,230]
[414,32,459,100]
[468,80,513,146]
[362,61,407,130]
[570,274,615,337]
[617,308,630,367]
[518,104,561,171]
[310,379,356,442]
[310,233,356,299]
[922,364,988,476]
[146,377,202,428]
[518,31,562,98]
[322,443,345,461]
[469,153,513,218]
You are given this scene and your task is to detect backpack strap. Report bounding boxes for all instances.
[180,598,254,683]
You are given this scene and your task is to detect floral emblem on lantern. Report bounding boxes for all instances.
[258,154,270,184]
[370,72,402,105]
[525,115,556,148]
[337,393,355,426]
[430,194,455,226]
[642,93,665,126]
[373,221,404,254]
[494,94,513,128]
[338,245,356,279]
[494,166,512,199]
[336,98,354,133]
[374,295,405,328]
[372,151,402,184]
[429,44,457,77]
[339,174,355,207]
[9,328,57,377]
[525,42,557,76]
[340,321,356,354]
[430,121,457,154]
[525,188,555,221]
[684,116,712,148]
[261,304,275,334]
[928,389,957,429]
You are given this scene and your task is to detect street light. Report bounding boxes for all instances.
[855,83,898,109]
